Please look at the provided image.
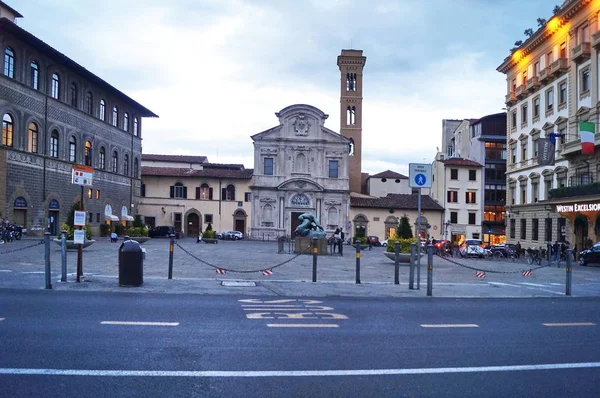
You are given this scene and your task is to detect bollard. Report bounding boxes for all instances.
[168,234,175,280]
[427,245,433,296]
[60,230,67,282]
[355,243,361,284]
[339,238,344,256]
[394,241,400,285]
[566,248,572,296]
[312,238,318,282]
[409,243,416,289]
[44,232,52,289]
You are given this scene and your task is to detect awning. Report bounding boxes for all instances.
[105,214,119,222]
[121,215,134,222]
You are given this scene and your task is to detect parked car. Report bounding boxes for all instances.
[222,231,244,240]
[381,239,388,247]
[579,243,600,266]
[367,236,381,246]
[148,226,175,238]
[459,239,485,257]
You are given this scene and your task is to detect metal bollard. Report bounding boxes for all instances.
[566,248,572,296]
[427,246,433,296]
[409,243,416,289]
[44,232,52,290]
[60,230,67,282]
[312,238,318,282]
[355,243,361,284]
[394,241,400,285]
[168,234,175,280]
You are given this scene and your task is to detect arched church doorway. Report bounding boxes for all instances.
[234,209,247,234]
[187,213,200,237]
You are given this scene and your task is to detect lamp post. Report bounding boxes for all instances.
[444,220,451,241]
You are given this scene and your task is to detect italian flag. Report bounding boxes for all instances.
[579,122,595,155]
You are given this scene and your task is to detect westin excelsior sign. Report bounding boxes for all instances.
[556,203,600,213]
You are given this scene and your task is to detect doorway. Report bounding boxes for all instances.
[48,210,59,235]
[187,213,200,236]
[574,215,588,252]
[291,212,303,236]
[233,209,247,234]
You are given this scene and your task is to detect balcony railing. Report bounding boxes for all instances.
[526,76,540,92]
[549,173,597,199]
[515,84,526,99]
[550,58,569,77]
[505,91,516,105]
[539,66,551,83]
[572,42,591,64]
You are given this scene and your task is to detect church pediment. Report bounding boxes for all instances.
[278,178,324,192]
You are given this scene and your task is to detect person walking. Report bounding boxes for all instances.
[332,228,340,254]
[552,241,560,262]
[516,242,522,258]
[339,228,345,256]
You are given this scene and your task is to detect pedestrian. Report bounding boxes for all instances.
[333,228,340,254]
[339,228,345,255]
[552,241,560,262]
[110,232,118,243]
[516,241,522,258]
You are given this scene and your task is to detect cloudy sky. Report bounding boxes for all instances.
[15,0,553,175]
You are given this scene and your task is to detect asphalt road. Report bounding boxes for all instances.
[1,290,599,397]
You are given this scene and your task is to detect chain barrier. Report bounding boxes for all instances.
[0,239,44,255]
[175,242,313,274]
[436,254,549,274]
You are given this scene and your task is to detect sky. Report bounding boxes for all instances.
[14,0,555,175]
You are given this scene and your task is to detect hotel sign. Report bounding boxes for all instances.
[556,203,600,213]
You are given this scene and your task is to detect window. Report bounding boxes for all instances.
[329,160,339,178]
[86,92,93,114]
[545,218,553,242]
[99,99,106,121]
[582,25,590,43]
[450,169,458,180]
[558,175,566,188]
[87,188,92,199]
[346,73,356,91]
[133,118,139,136]
[133,158,139,178]
[450,211,458,224]
[96,213,100,222]
[2,114,13,147]
[532,182,538,202]
[88,212,93,223]
[346,106,356,125]
[547,51,554,65]
[51,73,60,99]
[511,111,517,129]
[511,78,516,92]
[244,192,251,202]
[533,138,539,158]
[521,103,528,124]
[521,185,526,203]
[205,214,213,224]
[582,69,590,92]
[28,122,38,153]
[140,183,146,197]
[123,154,129,176]
[560,42,566,58]
[198,183,211,200]
[112,106,119,127]
[559,82,566,104]
[468,213,476,225]
[50,130,59,158]
[123,112,129,132]
[84,141,92,166]
[99,147,106,170]
[558,218,566,241]
[521,142,527,162]
[70,82,78,108]
[4,47,14,78]
[30,61,39,90]
[468,170,476,181]
[533,97,540,117]
[112,151,118,173]
[532,218,539,241]
[546,89,554,110]
[465,191,476,204]
[264,157,273,175]
[447,190,458,203]
[511,147,516,164]
[510,219,516,239]
[545,179,553,199]
[170,182,187,199]
[520,219,527,240]
[534,62,540,76]
[68,136,76,162]
[224,184,235,201]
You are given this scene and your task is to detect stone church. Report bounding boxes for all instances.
[250,104,351,238]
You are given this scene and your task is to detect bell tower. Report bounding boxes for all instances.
[337,49,366,193]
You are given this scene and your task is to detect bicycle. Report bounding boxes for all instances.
[493,249,518,262]
[525,248,543,265]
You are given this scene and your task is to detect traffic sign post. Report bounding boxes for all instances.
[72,165,94,283]
[409,163,431,290]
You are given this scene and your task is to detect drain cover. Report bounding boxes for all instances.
[222,281,256,287]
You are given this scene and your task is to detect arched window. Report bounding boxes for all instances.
[200,183,210,200]
[2,114,14,147]
[30,61,39,90]
[68,136,77,162]
[99,99,106,121]
[123,154,129,175]
[346,106,356,125]
[133,117,139,136]
[70,82,78,107]
[99,147,106,170]
[112,106,118,127]
[112,151,118,173]
[51,73,60,99]
[123,112,129,132]
[225,184,235,201]
[346,73,356,91]
[295,153,307,173]
[133,158,139,178]
[49,130,59,158]
[28,122,39,153]
[86,91,93,114]
[171,182,186,198]
[4,47,14,78]
[84,140,93,166]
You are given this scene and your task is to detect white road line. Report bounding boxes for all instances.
[21,272,44,274]
[0,318,5,321]
[267,324,339,328]
[488,282,520,288]
[100,321,179,327]
[521,283,549,287]
[1,362,599,377]
[421,324,479,328]
[543,322,596,327]
[0,270,13,273]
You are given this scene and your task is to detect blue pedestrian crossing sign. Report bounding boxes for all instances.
[408,163,432,188]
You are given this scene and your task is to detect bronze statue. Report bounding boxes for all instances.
[294,213,326,238]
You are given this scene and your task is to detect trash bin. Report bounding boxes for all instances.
[118,239,143,287]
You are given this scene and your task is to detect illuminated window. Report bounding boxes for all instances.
[87,188,92,199]
[84,141,92,166]
[2,113,14,147]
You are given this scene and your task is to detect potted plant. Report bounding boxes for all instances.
[125,214,150,243]
[383,215,423,263]
[53,202,96,250]
[201,223,218,244]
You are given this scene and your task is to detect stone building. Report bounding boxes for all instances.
[0,4,156,235]
[250,104,351,238]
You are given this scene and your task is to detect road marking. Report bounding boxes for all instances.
[21,272,44,274]
[0,318,5,321]
[100,321,179,326]
[1,362,599,377]
[488,282,520,288]
[543,322,596,327]
[421,324,479,328]
[0,270,12,273]
[521,283,548,287]
[267,324,339,328]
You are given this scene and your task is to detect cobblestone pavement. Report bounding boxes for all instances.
[1,237,600,298]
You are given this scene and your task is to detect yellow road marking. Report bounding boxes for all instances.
[267,324,339,328]
[543,322,596,327]
[100,321,179,326]
[421,324,479,328]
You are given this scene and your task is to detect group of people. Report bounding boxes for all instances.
[331,228,345,255]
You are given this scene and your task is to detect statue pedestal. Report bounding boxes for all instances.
[294,236,328,255]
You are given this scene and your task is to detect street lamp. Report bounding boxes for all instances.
[444,220,451,240]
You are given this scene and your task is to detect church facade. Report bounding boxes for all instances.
[250,104,351,238]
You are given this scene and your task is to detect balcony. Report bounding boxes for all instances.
[572,42,591,64]
[539,67,552,83]
[505,91,517,106]
[548,172,597,199]
[515,84,527,100]
[526,76,540,92]
[550,58,569,77]
[592,31,600,50]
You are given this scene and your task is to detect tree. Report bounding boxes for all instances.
[553,5,561,15]
[537,18,547,27]
[397,214,413,239]
[524,28,534,37]
[133,213,144,228]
